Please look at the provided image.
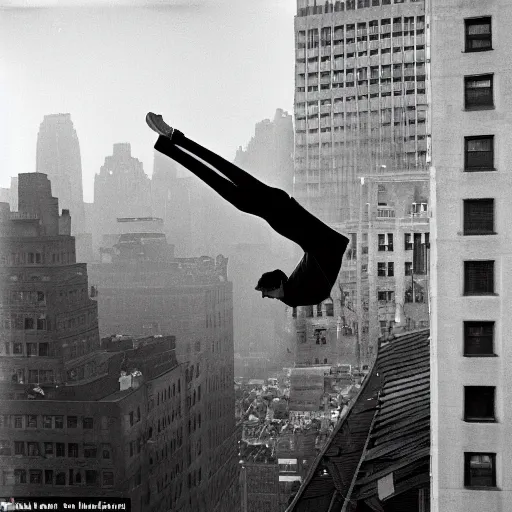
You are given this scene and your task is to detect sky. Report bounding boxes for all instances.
[0,0,296,202]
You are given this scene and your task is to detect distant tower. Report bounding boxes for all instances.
[93,143,152,242]
[36,113,86,233]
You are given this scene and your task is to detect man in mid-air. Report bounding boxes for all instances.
[146,112,349,308]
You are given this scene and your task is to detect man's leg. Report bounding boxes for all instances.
[156,131,268,192]
[155,138,243,208]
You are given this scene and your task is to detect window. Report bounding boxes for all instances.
[305,305,314,317]
[0,440,11,455]
[103,472,114,487]
[84,444,97,458]
[463,199,494,234]
[27,415,37,428]
[30,470,42,484]
[292,307,297,318]
[464,261,494,295]
[14,416,23,428]
[378,233,393,251]
[464,386,495,422]
[13,342,23,355]
[15,469,27,484]
[378,291,394,302]
[316,304,323,317]
[43,416,52,428]
[55,472,66,485]
[27,442,40,456]
[387,262,394,277]
[102,444,112,459]
[56,443,65,457]
[67,416,78,428]
[86,470,98,486]
[45,470,53,485]
[55,416,64,429]
[465,17,492,52]
[465,136,494,172]
[14,441,25,455]
[405,262,413,276]
[377,262,386,277]
[68,443,79,457]
[464,321,494,356]
[464,74,493,109]
[325,302,334,316]
[377,262,394,276]
[83,417,93,429]
[24,317,34,330]
[44,442,54,456]
[464,453,496,488]
[404,233,413,250]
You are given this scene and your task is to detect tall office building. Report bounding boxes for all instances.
[429,2,512,511]
[292,0,430,363]
[36,114,86,235]
[294,0,427,225]
[93,143,152,253]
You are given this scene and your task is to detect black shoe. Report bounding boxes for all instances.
[146,112,174,138]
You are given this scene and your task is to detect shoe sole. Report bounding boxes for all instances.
[146,112,173,138]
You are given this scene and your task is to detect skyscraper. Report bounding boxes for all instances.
[429,1,511,510]
[294,0,427,224]
[36,114,86,234]
[93,143,152,253]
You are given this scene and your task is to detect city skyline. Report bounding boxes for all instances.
[0,2,295,202]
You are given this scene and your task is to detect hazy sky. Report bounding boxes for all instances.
[0,0,296,202]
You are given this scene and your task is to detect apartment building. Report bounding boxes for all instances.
[88,234,239,512]
[430,2,512,510]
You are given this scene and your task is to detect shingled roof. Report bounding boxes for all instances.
[287,328,430,512]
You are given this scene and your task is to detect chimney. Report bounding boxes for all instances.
[59,209,72,235]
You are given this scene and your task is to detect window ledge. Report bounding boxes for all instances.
[463,106,495,111]
[463,293,498,297]
[464,486,500,491]
[462,232,497,236]
[464,418,497,423]
[464,168,497,173]
[462,48,494,53]
[464,353,498,358]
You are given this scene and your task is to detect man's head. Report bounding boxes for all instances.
[255,269,288,300]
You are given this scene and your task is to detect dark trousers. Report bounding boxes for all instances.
[154,134,341,252]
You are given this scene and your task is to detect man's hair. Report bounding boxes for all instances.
[255,269,288,291]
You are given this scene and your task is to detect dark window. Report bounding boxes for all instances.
[387,262,394,277]
[56,443,65,457]
[84,444,97,458]
[102,444,111,459]
[464,261,494,295]
[39,343,49,356]
[464,321,494,356]
[30,470,42,484]
[465,386,495,422]
[129,411,134,426]
[15,469,27,484]
[377,262,386,276]
[14,441,25,455]
[44,470,53,485]
[27,415,37,428]
[465,17,492,52]
[463,199,494,234]
[464,453,496,487]
[305,305,314,317]
[27,442,40,456]
[83,417,93,429]
[43,416,52,428]
[465,136,494,172]
[464,75,493,109]
[14,416,23,428]
[55,416,63,429]
[325,303,334,316]
[292,307,297,318]
[44,442,54,456]
[103,472,114,487]
[86,470,98,486]
[0,440,11,455]
[68,443,79,457]
[67,416,78,428]
[316,304,323,317]
[24,317,34,330]
[405,262,413,276]
[55,472,66,485]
